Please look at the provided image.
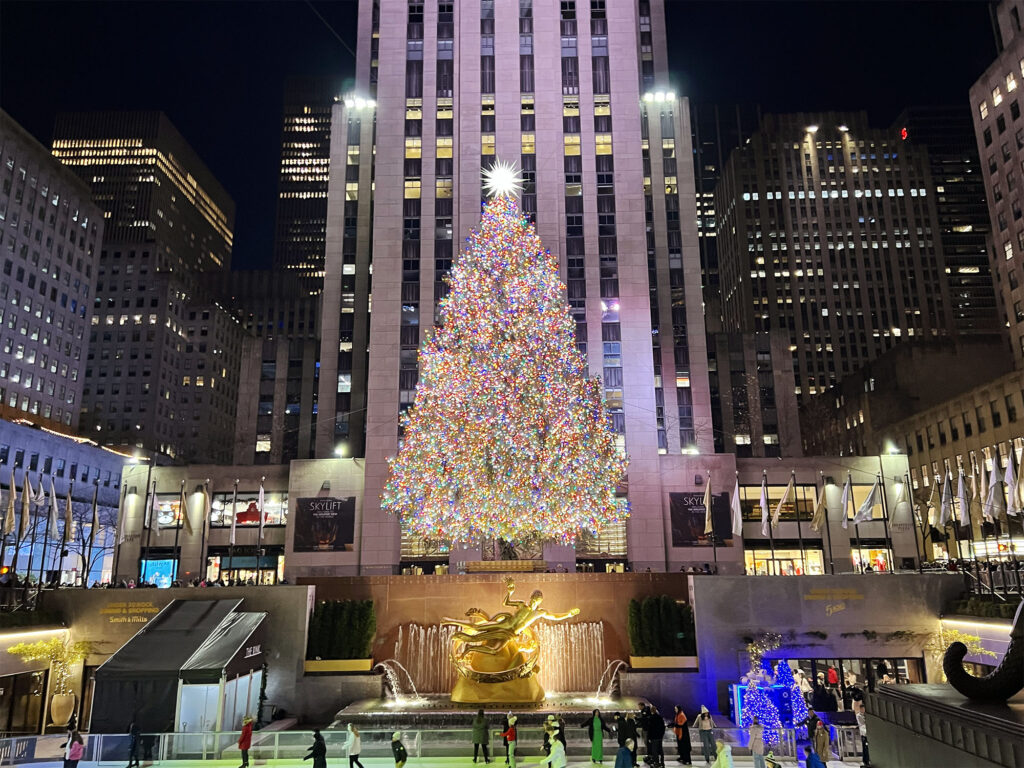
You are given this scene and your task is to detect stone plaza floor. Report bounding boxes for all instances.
[22,758,862,767]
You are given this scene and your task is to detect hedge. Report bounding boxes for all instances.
[306,599,376,659]
[626,595,696,656]
[948,597,1019,621]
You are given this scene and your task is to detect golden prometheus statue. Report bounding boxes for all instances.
[442,576,580,704]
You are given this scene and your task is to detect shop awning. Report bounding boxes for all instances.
[95,599,242,680]
[180,610,267,684]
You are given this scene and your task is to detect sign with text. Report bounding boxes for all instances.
[669,491,732,546]
[293,496,356,552]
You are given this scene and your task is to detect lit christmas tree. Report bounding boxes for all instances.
[741,680,782,747]
[381,162,628,543]
[775,660,809,734]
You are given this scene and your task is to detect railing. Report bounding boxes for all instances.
[0,726,808,765]
[958,559,1024,602]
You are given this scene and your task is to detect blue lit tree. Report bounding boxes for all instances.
[775,660,809,736]
[740,681,781,747]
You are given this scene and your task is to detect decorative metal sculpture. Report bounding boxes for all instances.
[943,600,1024,701]
[442,576,579,703]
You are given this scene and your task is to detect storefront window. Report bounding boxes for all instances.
[739,485,816,521]
[205,554,284,585]
[210,492,288,527]
[744,547,824,575]
[851,546,891,572]
[140,558,176,588]
[154,494,183,528]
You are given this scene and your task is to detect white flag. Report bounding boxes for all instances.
[63,483,74,544]
[19,472,32,540]
[840,475,852,530]
[703,477,713,535]
[854,478,880,525]
[985,457,1006,521]
[180,482,193,536]
[116,485,127,545]
[144,481,156,529]
[33,474,45,505]
[759,475,770,536]
[229,482,238,546]
[956,468,971,527]
[926,477,938,526]
[1005,453,1020,517]
[3,469,15,536]
[257,480,266,541]
[938,473,953,526]
[203,482,212,531]
[810,483,827,532]
[730,478,744,537]
[47,478,60,539]
[773,474,793,527]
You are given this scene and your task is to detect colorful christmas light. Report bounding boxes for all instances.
[774,660,809,733]
[381,194,628,543]
[740,680,782,747]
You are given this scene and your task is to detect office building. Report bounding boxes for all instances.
[52,111,242,463]
[272,77,337,278]
[212,270,321,465]
[894,106,998,335]
[0,110,103,431]
[317,0,714,571]
[716,111,955,399]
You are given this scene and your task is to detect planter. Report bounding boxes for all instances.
[50,693,76,726]
[628,655,699,670]
[304,659,374,674]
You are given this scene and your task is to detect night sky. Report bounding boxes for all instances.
[1,1,996,269]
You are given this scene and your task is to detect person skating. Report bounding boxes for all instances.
[343,724,364,768]
[645,706,666,768]
[614,738,636,768]
[709,740,732,768]
[238,715,253,768]
[582,708,613,764]
[695,707,715,765]
[538,727,567,768]
[473,709,492,763]
[61,730,84,768]
[747,717,765,768]
[392,731,408,768]
[812,720,831,763]
[803,745,826,768]
[672,706,691,765]
[304,729,328,768]
[125,719,141,768]
[856,710,872,767]
[500,714,511,765]
[500,715,518,768]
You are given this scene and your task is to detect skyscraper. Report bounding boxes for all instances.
[272,77,337,278]
[715,111,955,399]
[0,110,104,431]
[894,106,998,336]
[971,0,1024,361]
[52,111,243,463]
[318,0,713,571]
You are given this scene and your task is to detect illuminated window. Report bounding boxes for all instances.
[346,182,359,201]
[521,134,535,153]
[436,137,453,158]
[436,178,453,198]
[994,86,1003,106]
[1009,73,1018,92]
[255,434,271,453]
[563,135,581,155]
[1005,240,1014,260]
[595,134,612,155]
[405,137,422,158]
[980,101,989,120]
[404,179,422,198]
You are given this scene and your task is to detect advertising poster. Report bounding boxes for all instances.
[669,491,732,546]
[293,496,356,552]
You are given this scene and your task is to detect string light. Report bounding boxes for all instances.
[746,632,782,671]
[382,195,628,543]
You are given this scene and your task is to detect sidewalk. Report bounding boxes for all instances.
[17,758,861,767]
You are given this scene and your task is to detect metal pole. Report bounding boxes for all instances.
[877,472,895,574]
[172,480,184,583]
[112,482,127,584]
[199,479,210,582]
[905,472,923,574]
[85,482,99,586]
[10,467,22,578]
[765,471,776,573]
[228,479,238,583]
[822,471,835,575]
[37,492,49,589]
[140,459,155,582]
[26,492,39,583]
[849,472,863,572]
[793,470,806,575]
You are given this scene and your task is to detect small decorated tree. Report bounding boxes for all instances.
[740,680,782,747]
[775,660,809,734]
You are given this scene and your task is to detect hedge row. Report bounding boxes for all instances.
[306,599,376,659]
[626,595,696,656]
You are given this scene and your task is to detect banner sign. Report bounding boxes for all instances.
[293,496,356,552]
[669,491,732,546]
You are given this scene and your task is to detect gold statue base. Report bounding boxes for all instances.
[451,674,545,704]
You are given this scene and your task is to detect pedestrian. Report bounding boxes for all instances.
[813,721,830,762]
[61,730,84,768]
[645,706,665,768]
[238,715,253,768]
[622,713,639,766]
[500,714,511,765]
[747,717,764,768]
[472,708,492,763]
[126,719,141,768]
[615,739,635,768]
[709,740,732,768]
[696,707,715,765]
[672,705,691,765]
[581,708,612,764]
[392,731,408,768]
[543,715,555,755]
[803,746,826,768]
[344,724,364,768]
[539,727,567,768]
[856,711,871,767]
[304,729,328,768]
[500,715,518,768]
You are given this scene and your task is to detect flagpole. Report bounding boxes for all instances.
[10,469,21,579]
[821,471,835,575]
[708,473,718,571]
[172,479,184,583]
[37,479,49,589]
[228,479,238,582]
[905,472,923,573]
[876,472,895,574]
[764,471,776,572]
[27,486,39,586]
[1005,445,1020,567]
[140,458,155,582]
[85,482,99,585]
[848,472,865,572]
[792,470,806,575]
[112,482,127,585]
[199,479,211,582]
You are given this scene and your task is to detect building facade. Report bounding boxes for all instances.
[51,112,242,463]
[716,111,955,399]
[894,106,998,336]
[0,110,103,431]
[272,77,337,278]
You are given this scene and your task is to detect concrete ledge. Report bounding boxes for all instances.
[304,659,374,673]
[629,655,698,670]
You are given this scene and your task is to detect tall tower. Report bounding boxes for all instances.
[318,0,711,572]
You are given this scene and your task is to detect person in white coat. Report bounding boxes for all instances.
[345,723,365,768]
[538,727,567,768]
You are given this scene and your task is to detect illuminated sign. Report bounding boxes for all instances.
[900,127,908,141]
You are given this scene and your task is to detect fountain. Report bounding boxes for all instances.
[594,659,630,701]
[372,660,424,704]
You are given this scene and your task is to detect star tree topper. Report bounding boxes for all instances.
[482,159,524,199]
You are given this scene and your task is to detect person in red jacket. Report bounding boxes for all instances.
[238,716,254,768]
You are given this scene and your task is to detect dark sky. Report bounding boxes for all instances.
[1,1,996,269]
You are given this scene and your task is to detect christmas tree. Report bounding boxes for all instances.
[775,660,809,734]
[382,162,628,543]
[741,681,782,747]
